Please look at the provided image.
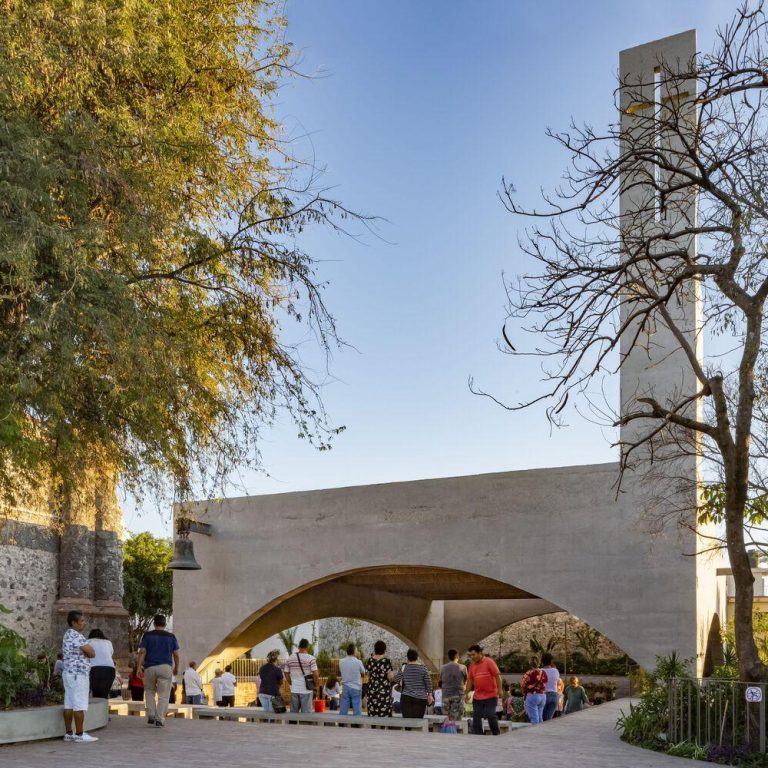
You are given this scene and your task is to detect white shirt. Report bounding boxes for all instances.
[434,688,443,707]
[284,652,318,694]
[220,671,237,696]
[212,677,224,702]
[88,638,115,668]
[184,667,203,696]
[544,666,560,693]
[392,685,401,703]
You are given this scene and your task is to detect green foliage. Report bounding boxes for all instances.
[699,483,768,527]
[617,653,692,748]
[667,741,707,760]
[494,650,528,673]
[528,634,559,655]
[722,614,768,669]
[0,0,362,500]
[278,627,298,656]
[574,627,603,673]
[122,532,173,651]
[315,649,332,674]
[0,606,62,709]
[712,636,739,680]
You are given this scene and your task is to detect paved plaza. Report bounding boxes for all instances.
[0,701,704,768]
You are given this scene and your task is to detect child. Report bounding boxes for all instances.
[563,676,590,714]
[555,676,565,717]
[324,676,340,711]
[507,686,525,721]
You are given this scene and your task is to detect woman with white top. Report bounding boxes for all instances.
[87,628,115,699]
[541,653,561,721]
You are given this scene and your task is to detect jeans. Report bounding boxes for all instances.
[291,692,312,713]
[144,664,173,724]
[525,692,546,724]
[186,694,202,705]
[472,696,500,735]
[258,693,274,712]
[339,686,363,716]
[543,691,558,721]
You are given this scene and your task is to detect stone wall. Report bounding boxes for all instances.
[318,612,626,668]
[0,519,60,651]
[0,470,129,660]
[318,617,409,662]
[478,611,626,660]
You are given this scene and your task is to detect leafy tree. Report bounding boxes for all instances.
[278,627,298,656]
[122,533,173,652]
[486,2,768,681]
[528,634,559,656]
[574,627,603,673]
[0,0,364,502]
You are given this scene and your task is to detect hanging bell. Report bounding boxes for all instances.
[168,537,202,570]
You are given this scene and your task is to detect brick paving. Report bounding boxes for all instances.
[0,700,704,767]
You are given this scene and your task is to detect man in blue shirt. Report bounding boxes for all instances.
[137,615,180,727]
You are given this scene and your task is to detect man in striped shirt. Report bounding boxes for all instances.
[284,639,319,713]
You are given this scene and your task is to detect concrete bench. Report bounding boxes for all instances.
[108,701,194,719]
[462,717,529,733]
[423,714,468,733]
[191,706,428,731]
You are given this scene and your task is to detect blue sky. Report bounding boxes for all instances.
[127,0,736,537]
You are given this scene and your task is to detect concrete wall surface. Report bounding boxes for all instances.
[0,699,108,744]
[175,461,702,676]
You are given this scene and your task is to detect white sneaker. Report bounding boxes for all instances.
[74,732,99,743]
[63,732,75,742]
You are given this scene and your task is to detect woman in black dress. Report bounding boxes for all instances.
[365,640,394,716]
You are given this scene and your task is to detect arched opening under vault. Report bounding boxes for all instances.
[193,565,633,678]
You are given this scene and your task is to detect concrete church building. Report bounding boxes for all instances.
[174,30,726,679]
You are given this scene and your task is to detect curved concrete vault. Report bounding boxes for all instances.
[195,566,563,670]
[174,459,716,678]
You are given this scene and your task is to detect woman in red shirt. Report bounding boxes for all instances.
[520,656,547,724]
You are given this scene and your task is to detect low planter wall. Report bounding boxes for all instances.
[0,698,108,745]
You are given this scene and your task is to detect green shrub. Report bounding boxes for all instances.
[316,649,332,674]
[0,605,63,709]
[494,650,527,673]
[616,652,693,749]
[667,741,707,760]
[584,680,617,702]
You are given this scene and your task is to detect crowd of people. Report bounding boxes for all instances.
[259,640,592,735]
[58,610,592,744]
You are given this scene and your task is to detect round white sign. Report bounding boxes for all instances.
[746,686,763,703]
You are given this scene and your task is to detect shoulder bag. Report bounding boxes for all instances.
[296,653,315,693]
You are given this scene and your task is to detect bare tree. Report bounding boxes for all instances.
[483,4,768,682]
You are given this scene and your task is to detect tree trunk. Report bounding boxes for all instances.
[726,502,765,682]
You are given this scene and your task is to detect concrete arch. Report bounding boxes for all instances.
[204,575,444,671]
[189,565,565,674]
[443,599,562,656]
[173,459,708,676]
